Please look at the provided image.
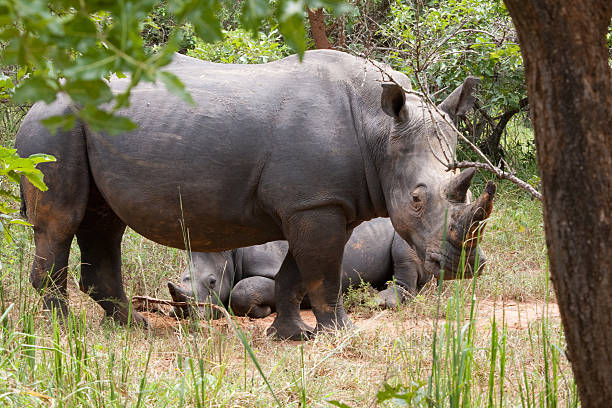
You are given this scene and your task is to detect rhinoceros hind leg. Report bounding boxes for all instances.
[230,276,275,318]
[76,183,147,327]
[30,233,73,318]
[266,252,314,340]
[22,177,86,319]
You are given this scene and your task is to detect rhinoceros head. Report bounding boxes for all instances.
[168,251,235,319]
[379,77,495,281]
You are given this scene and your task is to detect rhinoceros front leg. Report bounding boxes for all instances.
[268,209,352,340]
[230,276,276,318]
[376,236,426,308]
[266,252,313,339]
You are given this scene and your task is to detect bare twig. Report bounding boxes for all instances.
[453,161,542,200]
[132,295,222,310]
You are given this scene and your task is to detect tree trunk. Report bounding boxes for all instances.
[503,1,612,406]
[307,8,333,49]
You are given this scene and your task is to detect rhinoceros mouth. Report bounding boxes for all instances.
[167,281,222,319]
[425,243,485,281]
[424,250,439,275]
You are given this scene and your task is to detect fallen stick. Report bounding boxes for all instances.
[131,295,225,312]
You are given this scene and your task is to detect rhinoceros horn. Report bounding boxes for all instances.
[168,281,194,303]
[447,168,476,202]
[456,181,496,248]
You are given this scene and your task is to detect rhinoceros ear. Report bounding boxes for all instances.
[438,76,481,119]
[381,83,407,119]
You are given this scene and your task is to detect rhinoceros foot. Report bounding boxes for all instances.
[266,319,315,341]
[42,294,69,319]
[101,308,150,329]
[312,308,354,335]
[376,286,412,309]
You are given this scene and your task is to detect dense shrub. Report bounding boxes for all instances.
[187,29,291,64]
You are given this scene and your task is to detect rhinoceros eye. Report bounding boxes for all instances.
[411,185,427,212]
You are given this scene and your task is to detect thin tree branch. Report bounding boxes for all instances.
[453,161,542,201]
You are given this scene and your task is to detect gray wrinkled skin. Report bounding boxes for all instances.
[170,217,441,319]
[16,50,494,339]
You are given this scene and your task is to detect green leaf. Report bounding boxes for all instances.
[62,48,117,81]
[79,105,139,136]
[13,77,57,104]
[26,153,57,165]
[171,0,223,43]
[0,189,20,202]
[189,11,223,43]
[240,0,271,32]
[20,170,48,192]
[308,0,353,17]
[277,0,307,56]
[0,6,12,25]
[0,222,12,243]
[62,14,98,51]
[41,114,77,134]
[65,79,113,106]
[10,219,32,227]
[159,71,195,105]
[0,146,55,192]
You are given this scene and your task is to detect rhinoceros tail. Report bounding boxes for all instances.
[19,185,27,220]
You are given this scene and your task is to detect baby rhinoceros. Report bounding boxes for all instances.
[168,217,485,319]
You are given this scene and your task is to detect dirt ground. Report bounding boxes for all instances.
[136,299,560,339]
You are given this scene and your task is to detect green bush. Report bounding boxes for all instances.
[141,2,197,54]
[187,29,291,64]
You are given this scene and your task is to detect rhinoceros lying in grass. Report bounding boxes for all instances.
[17,50,494,339]
[169,217,486,319]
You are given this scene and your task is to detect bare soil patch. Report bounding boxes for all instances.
[138,299,560,338]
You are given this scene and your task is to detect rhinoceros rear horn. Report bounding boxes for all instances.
[381,83,407,119]
[168,281,193,303]
[447,168,476,202]
[438,76,481,119]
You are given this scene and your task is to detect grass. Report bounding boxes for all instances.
[0,189,574,407]
[0,107,575,406]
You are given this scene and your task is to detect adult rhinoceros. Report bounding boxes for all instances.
[16,50,494,340]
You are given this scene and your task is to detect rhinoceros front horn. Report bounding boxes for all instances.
[447,168,476,202]
[463,180,497,246]
[168,281,193,303]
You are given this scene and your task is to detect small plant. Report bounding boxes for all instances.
[342,280,380,316]
[187,29,291,64]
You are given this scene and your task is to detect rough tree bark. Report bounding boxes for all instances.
[307,8,333,49]
[502,1,612,406]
